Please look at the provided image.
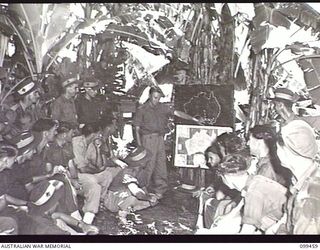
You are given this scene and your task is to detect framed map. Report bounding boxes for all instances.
[174,84,235,128]
[174,124,232,168]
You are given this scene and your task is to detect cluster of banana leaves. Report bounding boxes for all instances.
[0,3,320,129]
[245,2,320,128]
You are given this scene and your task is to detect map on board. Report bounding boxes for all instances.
[174,125,232,168]
[174,84,235,127]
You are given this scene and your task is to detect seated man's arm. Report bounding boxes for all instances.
[4,194,27,206]
[124,174,155,203]
[72,137,88,172]
[86,142,106,171]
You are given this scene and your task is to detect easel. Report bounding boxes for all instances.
[178,167,207,188]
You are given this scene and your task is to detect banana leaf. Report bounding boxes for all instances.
[106,23,151,47]
[250,3,291,54]
[277,3,320,31]
[0,21,14,37]
[253,3,291,29]
[105,23,169,52]
[9,4,73,73]
[286,43,320,90]
[0,34,8,67]
[44,31,81,71]
[296,56,320,90]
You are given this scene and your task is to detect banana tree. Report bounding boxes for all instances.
[0,3,119,105]
[246,2,320,130]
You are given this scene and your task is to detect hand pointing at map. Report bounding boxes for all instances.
[174,110,206,125]
[192,117,206,125]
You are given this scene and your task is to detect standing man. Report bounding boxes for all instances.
[10,77,41,130]
[133,86,202,199]
[51,75,80,127]
[75,76,103,125]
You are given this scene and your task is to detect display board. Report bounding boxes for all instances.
[174,125,232,168]
[174,84,235,128]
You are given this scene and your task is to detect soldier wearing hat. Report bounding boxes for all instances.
[133,86,203,200]
[7,130,47,200]
[270,120,320,234]
[75,76,104,125]
[28,179,99,235]
[51,73,80,127]
[10,77,41,130]
[102,146,158,224]
[268,89,318,173]
[268,88,300,125]
[0,142,41,235]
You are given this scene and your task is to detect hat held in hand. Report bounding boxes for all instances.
[29,180,64,215]
[124,146,152,167]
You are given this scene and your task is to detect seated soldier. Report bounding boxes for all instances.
[43,121,103,225]
[0,143,29,235]
[9,129,82,222]
[71,121,127,225]
[28,179,98,235]
[42,121,81,189]
[195,133,250,229]
[103,146,158,224]
[195,144,224,229]
[197,154,288,234]
[0,107,20,141]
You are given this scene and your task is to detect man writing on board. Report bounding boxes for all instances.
[133,86,203,200]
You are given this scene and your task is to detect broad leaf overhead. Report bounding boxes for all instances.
[9,4,73,73]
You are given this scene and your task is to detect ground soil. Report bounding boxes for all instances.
[94,167,199,235]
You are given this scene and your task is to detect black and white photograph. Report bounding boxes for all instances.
[0,2,319,243]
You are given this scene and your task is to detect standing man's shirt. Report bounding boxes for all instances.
[133,101,174,135]
[75,94,103,125]
[51,95,78,126]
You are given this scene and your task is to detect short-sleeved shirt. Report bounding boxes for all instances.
[51,95,78,126]
[133,101,174,135]
[72,135,89,171]
[75,94,103,124]
[242,175,287,231]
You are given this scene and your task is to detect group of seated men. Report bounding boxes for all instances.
[196,88,320,234]
[0,75,159,234]
[1,71,319,235]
